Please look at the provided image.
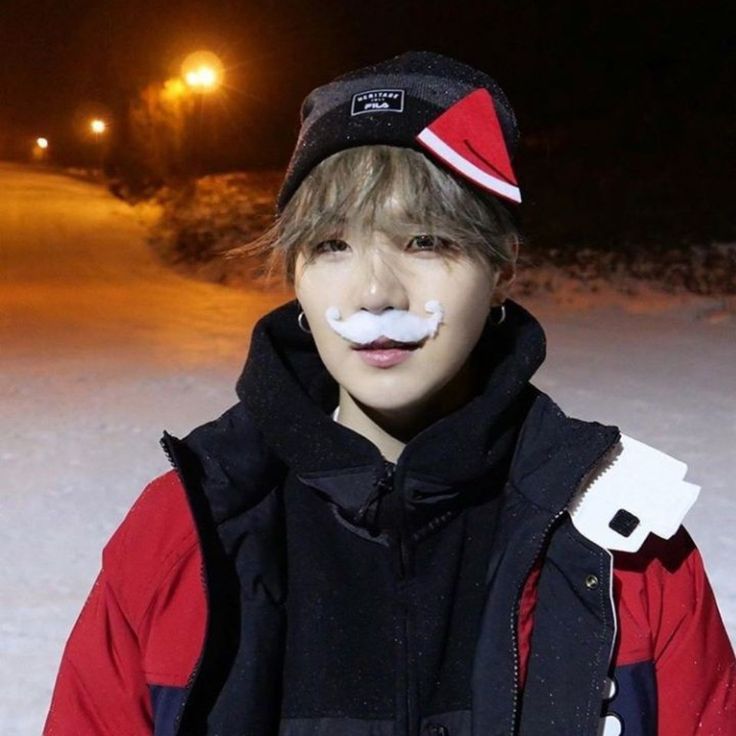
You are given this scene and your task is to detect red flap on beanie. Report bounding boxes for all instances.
[416,88,521,203]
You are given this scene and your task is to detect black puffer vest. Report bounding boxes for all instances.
[162,298,620,735]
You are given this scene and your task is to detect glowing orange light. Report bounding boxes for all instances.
[162,77,188,101]
[181,51,223,92]
[90,119,107,134]
[36,137,49,149]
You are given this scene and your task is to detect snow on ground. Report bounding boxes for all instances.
[1,162,734,735]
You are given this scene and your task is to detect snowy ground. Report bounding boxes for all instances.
[1,162,734,735]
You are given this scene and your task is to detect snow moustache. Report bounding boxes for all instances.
[324,300,445,346]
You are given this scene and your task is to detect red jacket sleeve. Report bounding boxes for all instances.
[43,569,154,735]
[43,471,206,735]
[649,527,736,734]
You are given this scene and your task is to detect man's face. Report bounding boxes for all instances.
[293,223,501,416]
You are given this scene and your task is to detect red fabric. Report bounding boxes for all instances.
[613,527,736,734]
[43,471,206,735]
[421,88,517,185]
[517,557,543,689]
[46,471,735,734]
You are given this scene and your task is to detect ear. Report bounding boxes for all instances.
[491,236,519,307]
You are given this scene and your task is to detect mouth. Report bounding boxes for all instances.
[352,337,421,368]
[352,337,423,351]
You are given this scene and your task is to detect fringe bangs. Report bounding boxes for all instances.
[227,145,520,287]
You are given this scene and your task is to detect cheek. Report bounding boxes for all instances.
[429,274,493,341]
[423,310,485,379]
[450,297,490,342]
[305,311,356,381]
[294,275,328,327]
[295,262,346,313]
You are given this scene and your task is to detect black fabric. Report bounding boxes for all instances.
[278,467,505,723]
[232,296,545,733]
[150,685,188,736]
[517,516,617,734]
[276,50,519,213]
[470,396,620,736]
[601,661,658,736]
[161,424,288,736]
[160,295,623,735]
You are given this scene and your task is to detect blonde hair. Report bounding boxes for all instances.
[228,144,521,288]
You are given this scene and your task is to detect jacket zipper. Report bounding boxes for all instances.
[508,507,566,735]
[356,458,395,531]
[400,535,417,736]
[159,433,207,736]
[507,434,621,735]
[374,459,417,736]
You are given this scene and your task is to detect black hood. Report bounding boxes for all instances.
[235,297,547,532]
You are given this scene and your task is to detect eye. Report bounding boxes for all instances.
[311,239,349,254]
[407,234,453,251]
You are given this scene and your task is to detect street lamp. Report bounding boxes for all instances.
[181,50,223,92]
[33,137,49,162]
[89,118,108,172]
[180,51,224,176]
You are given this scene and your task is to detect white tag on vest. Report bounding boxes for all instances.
[568,434,700,553]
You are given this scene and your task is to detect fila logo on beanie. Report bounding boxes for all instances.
[351,89,406,115]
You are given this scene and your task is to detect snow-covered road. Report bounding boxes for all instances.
[1,163,734,734]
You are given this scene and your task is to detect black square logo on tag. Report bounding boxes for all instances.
[351,89,405,116]
[609,508,640,538]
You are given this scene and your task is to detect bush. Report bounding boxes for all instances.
[147,171,283,286]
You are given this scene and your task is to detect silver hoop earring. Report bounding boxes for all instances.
[489,303,506,326]
[297,310,312,334]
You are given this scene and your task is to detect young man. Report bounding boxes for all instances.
[45,50,735,735]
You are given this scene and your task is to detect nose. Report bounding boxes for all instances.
[352,241,410,315]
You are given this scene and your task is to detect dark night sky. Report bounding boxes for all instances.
[1,1,732,158]
[1,1,733,246]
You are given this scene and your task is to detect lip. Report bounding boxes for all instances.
[360,337,421,350]
[355,346,418,368]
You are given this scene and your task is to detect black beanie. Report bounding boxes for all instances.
[276,50,522,215]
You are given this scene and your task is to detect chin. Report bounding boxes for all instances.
[346,383,435,415]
